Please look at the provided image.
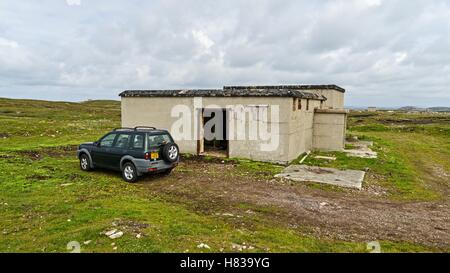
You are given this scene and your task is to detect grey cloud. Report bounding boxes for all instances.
[0,0,449,106]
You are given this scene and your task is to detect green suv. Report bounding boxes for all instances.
[76,127,179,182]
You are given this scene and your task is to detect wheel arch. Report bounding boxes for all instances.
[120,155,136,171]
[77,149,94,168]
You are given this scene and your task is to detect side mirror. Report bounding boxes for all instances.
[94,141,100,147]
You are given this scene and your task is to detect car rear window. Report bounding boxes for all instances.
[148,134,172,148]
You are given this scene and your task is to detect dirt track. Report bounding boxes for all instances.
[141,158,450,250]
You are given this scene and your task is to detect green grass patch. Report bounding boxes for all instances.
[0,98,447,252]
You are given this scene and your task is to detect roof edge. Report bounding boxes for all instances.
[223,85,345,93]
[119,89,327,100]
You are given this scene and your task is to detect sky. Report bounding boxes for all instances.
[0,0,449,107]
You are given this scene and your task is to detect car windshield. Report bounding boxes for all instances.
[148,133,172,148]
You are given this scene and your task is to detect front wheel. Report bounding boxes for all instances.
[122,162,138,183]
[79,154,92,171]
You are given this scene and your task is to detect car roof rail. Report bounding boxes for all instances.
[134,126,157,131]
[113,127,134,131]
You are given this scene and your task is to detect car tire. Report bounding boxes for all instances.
[79,154,92,171]
[122,162,138,183]
[162,143,179,163]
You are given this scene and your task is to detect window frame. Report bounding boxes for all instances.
[99,133,118,148]
[113,133,132,149]
[130,133,146,150]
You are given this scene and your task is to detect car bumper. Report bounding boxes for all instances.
[133,159,178,174]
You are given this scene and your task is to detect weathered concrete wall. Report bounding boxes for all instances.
[122,95,347,163]
[122,97,198,153]
[287,99,322,162]
[312,109,348,151]
[307,89,344,109]
[121,96,294,163]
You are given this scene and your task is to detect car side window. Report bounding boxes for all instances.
[100,133,117,148]
[131,134,144,149]
[114,134,131,149]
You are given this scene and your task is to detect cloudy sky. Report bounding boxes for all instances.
[0,0,449,106]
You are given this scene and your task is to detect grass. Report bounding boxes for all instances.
[0,98,121,151]
[293,111,450,201]
[0,151,375,253]
[0,98,448,252]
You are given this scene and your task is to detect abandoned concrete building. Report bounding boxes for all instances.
[119,85,348,164]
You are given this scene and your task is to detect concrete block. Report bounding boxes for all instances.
[275,165,365,189]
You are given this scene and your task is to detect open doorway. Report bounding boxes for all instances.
[198,108,228,157]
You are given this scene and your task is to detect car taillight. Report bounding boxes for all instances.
[144,152,150,160]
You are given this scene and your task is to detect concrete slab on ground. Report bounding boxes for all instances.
[345,140,378,159]
[275,165,365,189]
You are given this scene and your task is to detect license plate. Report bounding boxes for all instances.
[150,151,159,159]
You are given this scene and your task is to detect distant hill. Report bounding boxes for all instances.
[428,107,450,112]
[397,106,427,112]
[397,106,450,112]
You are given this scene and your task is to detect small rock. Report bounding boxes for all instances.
[197,243,210,249]
[111,243,115,246]
[113,246,117,250]
[67,219,71,222]
[231,243,244,252]
[108,231,123,239]
[105,229,117,236]
[136,233,142,239]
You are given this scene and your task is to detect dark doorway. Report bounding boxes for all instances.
[199,108,228,157]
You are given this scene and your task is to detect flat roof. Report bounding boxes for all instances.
[119,85,340,100]
[224,84,345,93]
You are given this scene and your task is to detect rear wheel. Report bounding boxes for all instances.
[79,154,92,171]
[122,162,138,183]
